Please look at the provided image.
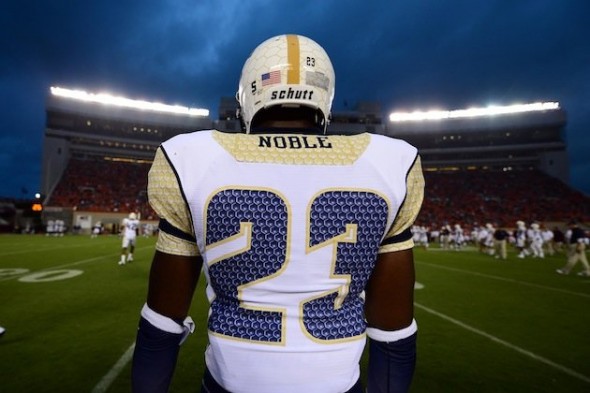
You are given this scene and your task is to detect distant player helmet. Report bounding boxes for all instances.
[237,34,335,134]
[129,212,137,220]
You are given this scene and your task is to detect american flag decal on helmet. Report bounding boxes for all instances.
[261,70,281,86]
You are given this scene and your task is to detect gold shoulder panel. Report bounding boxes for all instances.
[149,148,200,256]
[212,131,370,165]
[380,155,425,252]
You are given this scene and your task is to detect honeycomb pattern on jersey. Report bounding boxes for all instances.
[305,190,389,340]
[213,131,370,165]
[149,148,199,256]
[206,189,288,342]
[380,156,425,253]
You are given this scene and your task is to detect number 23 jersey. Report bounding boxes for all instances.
[149,130,424,393]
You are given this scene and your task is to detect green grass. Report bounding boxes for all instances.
[1,235,589,392]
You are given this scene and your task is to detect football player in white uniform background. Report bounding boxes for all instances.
[131,35,424,393]
[412,225,429,250]
[439,224,451,250]
[119,212,139,265]
[541,224,555,256]
[515,220,529,258]
[451,223,465,250]
[529,222,545,258]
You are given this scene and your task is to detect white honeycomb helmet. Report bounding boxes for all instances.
[237,34,335,133]
[129,212,137,220]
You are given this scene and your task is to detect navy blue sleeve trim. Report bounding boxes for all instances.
[158,218,196,243]
[382,227,413,246]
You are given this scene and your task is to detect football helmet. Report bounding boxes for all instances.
[129,212,137,220]
[237,34,335,133]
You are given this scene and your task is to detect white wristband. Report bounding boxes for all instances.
[141,303,184,334]
[366,319,417,343]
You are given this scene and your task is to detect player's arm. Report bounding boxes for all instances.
[364,155,424,393]
[365,248,416,393]
[132,251,202,393]
[132,147,202,393]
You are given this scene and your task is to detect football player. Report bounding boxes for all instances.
[557,220,590,276]
[440,224,451,250]
[529,222,545,258]
[541,224,555,256]
[515,220,528,258]
[452,223,465,250]
[119,212,139,265]
[131,34,424,393]
[493,225,509,260]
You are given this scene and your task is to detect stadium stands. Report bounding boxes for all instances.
[37,89,588,234]
[419,169,590,226]
[47,157,156,220]
[45,157,590,230]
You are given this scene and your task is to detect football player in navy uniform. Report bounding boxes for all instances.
[557,220,590,276]
[132,34,424,393]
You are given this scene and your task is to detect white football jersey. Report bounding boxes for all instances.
[149,130,424,393]
[122,218,139,239]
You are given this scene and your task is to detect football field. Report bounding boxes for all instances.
[1,234,589,392]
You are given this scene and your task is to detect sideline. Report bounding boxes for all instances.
[415,302,590,384]
[416,260,590,299]
[91,343,136,393]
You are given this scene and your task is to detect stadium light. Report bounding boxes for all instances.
[50,86,209,117]
[389,102,560,122]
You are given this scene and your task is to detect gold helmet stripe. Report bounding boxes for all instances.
[286,34,300,84]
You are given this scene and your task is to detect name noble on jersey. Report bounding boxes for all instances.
[258,135,332,149]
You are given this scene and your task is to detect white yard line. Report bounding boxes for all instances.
[417,260,590,299]
[415,302,590,384]
[91,343,136,393]
[0,245,154,282]
[0,242,102,257]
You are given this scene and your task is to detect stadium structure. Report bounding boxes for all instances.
[37,87,211,234]
[7,86,587,234]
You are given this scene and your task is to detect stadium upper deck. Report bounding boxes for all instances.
[42,87,212,195]
[41,87,582,228]
[386,102,567,178]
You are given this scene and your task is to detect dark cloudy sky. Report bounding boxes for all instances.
[1,0,589,198]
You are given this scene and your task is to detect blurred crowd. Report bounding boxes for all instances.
[418,169,590,225]
[46,159,589,227]
[47,157,156,220]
